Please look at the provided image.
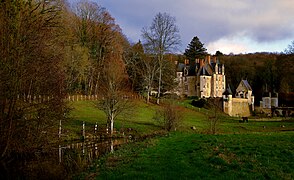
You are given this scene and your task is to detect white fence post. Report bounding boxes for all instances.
[82,121,85,139]
[59,120,62,138]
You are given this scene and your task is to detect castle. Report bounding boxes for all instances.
[223,80,254,117]
[175,55,225,98]
[175,55,254,117]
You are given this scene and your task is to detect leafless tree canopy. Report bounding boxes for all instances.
[142,12,181,54]
[141,12,181,104]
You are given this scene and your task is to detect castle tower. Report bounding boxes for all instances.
[223,85,233,116]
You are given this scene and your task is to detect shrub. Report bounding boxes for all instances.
[191,99,207,108]
[153,102,183,131]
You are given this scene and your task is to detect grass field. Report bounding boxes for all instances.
[68,99,294,179]
[82,132,294,179]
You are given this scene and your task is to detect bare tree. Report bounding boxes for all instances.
[141,12,181,104]
[153,101,183,131]
[141,57,159,103]
[0,0,67,159]
[97,53,133,135]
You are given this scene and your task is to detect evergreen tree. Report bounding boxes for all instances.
[184,36,207,61]
[284,40,294,54]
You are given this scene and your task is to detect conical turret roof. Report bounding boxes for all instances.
[223,84,232,95]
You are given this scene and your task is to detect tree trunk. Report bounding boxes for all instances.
[157,68,162,104]
[147,89,150,103]
[110,114,114,135]
[157,57,163,104]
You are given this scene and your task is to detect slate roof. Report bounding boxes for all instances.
[223,85,233,95]
[242,80,252,91]
[199,66,211,76]
[177,63,185,72]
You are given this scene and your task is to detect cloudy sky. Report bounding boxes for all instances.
[88,0,294,54]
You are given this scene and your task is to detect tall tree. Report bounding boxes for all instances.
[123,41,145,92]
[184,36,207,61]
[140,56,159,103]
[70,0,126,95]
[0,0,66,159]
[141,12,181,104]
[97,53,133,135]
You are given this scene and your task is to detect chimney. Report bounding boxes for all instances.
[200,59,204,67]
[207,55,211,64]
[184,59,190,65]
[195,58,198,64]
[185,59,189,65]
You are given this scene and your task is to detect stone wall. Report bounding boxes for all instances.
[231,98,251,117]
[186,76,197,96]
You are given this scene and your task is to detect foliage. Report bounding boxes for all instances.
[0,0,67,160]
[184,36,207,61]
[96,53,134,135]
[284,40,294,54]
[191,99,206,108]
[123,41,146,92]
[63,0,128,95]
[221,53,294,103]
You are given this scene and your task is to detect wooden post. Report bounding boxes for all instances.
[94,122,98,134]
[82,121,85,139]
[59,145,62,163]
[58,120,62,138]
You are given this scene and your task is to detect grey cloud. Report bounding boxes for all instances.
[95,0,294,51]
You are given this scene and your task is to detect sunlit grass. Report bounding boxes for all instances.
[88,132,294,179]
[64,99,294,140]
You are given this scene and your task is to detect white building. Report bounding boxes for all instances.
[176,55,226,98]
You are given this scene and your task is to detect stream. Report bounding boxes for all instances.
[0,138,131,179]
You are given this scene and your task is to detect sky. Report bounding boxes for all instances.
[75,0,294,54]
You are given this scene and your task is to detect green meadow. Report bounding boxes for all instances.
[68,100,294,179]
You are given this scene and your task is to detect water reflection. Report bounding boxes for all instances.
[1,138,130,179]
[58,138,129,163]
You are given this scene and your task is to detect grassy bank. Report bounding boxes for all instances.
[63,100,164,139]
[67,99,294,179]
[81,132,294,179]
[65,100,294,138]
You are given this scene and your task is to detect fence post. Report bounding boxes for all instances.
[59,120,62,138]
[94,122,98,134]
[82,121,85,139]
